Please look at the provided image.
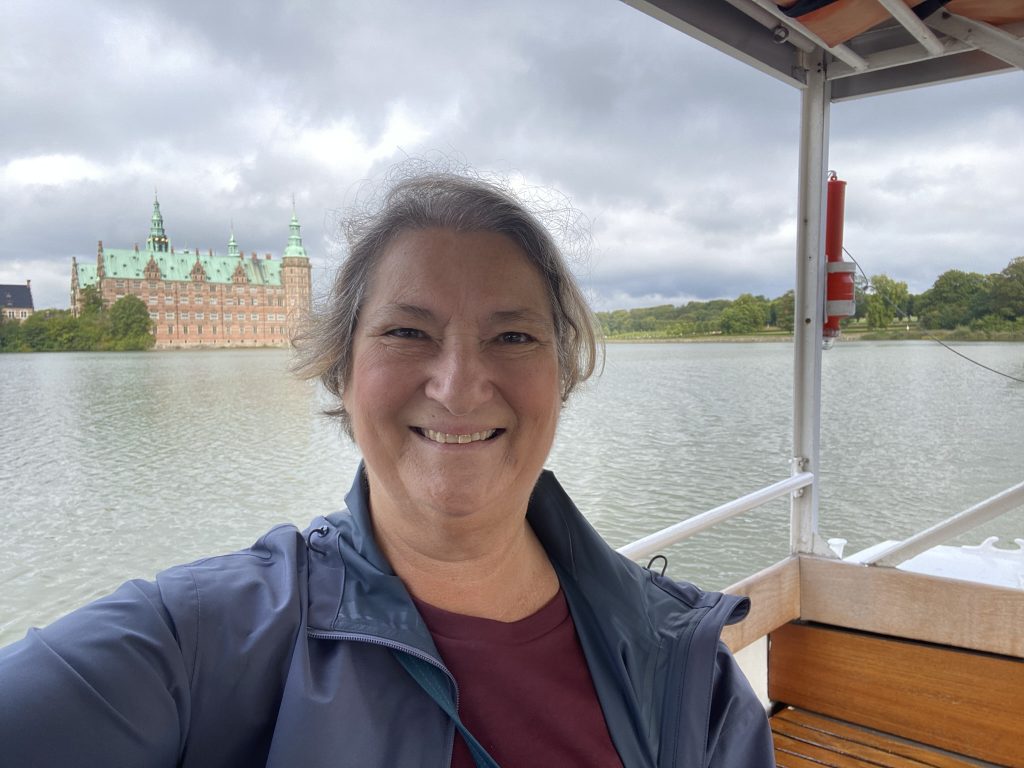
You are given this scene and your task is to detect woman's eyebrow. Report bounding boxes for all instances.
[489,309,553,327]
[369,303,436,323]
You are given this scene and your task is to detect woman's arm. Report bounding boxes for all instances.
[705,643,777,767]
[0,578,190,767]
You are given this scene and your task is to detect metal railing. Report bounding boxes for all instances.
[617,472,815,561]
[864,479,1024,568]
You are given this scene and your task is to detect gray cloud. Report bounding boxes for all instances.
[2,0,1022,312]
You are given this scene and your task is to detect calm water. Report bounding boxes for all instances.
[2,342,1022,646]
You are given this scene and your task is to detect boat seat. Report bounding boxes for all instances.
[771,707,982,767]
[767,622,1024,768]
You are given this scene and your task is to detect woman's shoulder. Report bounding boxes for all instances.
[154,522,313,633]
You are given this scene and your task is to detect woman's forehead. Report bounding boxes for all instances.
[364,228,553,315]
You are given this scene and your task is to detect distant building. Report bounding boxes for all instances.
[71,196,312,348]
[1,281,34,322]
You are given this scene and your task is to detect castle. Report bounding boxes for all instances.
[71,196,312,349]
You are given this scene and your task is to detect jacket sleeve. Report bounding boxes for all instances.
[0,577,191,767]
[705,643,777,767]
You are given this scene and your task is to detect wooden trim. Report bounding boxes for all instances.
[768,623,1024,766]
[722,557,800,652]
[798,556,1024,657]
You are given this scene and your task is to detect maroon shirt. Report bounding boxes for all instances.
[413,589,623,768]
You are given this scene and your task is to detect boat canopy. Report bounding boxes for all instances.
[623,0,1024,99]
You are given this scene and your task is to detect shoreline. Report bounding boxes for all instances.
[603,331,1024,344]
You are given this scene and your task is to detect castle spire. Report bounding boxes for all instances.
[147,191,169,253]
[228,222,240,258]
[283,204,307,258]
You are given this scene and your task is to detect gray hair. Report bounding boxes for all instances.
[292,171,601,434]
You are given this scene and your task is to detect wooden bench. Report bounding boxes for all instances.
[767,622,1024,768]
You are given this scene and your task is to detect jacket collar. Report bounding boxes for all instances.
[302,463,746,651]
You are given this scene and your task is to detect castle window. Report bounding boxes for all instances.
[165,313,174,320]
[252,297,258,306]
[224,312,232,321]
[115,280,124,288]
[198,326,203,335]
[168,326,174,334]
[209,297,218,305]
[181,312,189,321]
[148,297,157,305]
[250,313,258,321]
[196,312,204,320]
[195,297,203,305]
[210,312,218,320]
[149,282,157,289]
[165,296,174,304]
[225,298,235,306]
[149,312,158,320]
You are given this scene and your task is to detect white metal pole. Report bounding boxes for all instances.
[791,50,829,555]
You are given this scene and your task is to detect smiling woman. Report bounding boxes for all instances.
[0,171,775,767]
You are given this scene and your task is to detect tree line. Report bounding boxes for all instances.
[597,256,1024,338]
[0,288,155,352]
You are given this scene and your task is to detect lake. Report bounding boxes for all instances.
[2,341,1022,646]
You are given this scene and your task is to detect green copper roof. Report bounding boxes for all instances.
[283,209,307,258]
[77,199,307,289]
[147,194,169,252]
[78,249,282,288]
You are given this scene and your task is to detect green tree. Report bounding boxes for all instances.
[79,285,105,317]
[986,257,1024,321]
[108,295,154,350]
[719,293,768,334]
[0,315,23,351]
[18,310,61,350]
[770,290,795,332]
[915,269,990,329]
[866,274,909,329]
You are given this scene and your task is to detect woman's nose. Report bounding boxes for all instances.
[424,336,494,416]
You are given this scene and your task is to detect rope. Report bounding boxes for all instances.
[842,247,1024,385]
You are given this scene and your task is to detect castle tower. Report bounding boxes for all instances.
[281,202,312,333]
[146,193,170,253]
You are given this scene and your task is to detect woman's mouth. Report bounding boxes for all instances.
[414,428,503,444]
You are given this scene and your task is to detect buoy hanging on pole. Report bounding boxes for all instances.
[823,171,856,339]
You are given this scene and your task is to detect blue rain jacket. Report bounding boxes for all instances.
[0,468,775,767]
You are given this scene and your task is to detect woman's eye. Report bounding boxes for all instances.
[498,331,533,344]
[385,327,426,340]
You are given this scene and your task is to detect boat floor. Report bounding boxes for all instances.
[771,708,1001,768]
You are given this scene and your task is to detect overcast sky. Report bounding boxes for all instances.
[2,0,1022,312]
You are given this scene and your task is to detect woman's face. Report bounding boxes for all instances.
[346,227,562,523]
